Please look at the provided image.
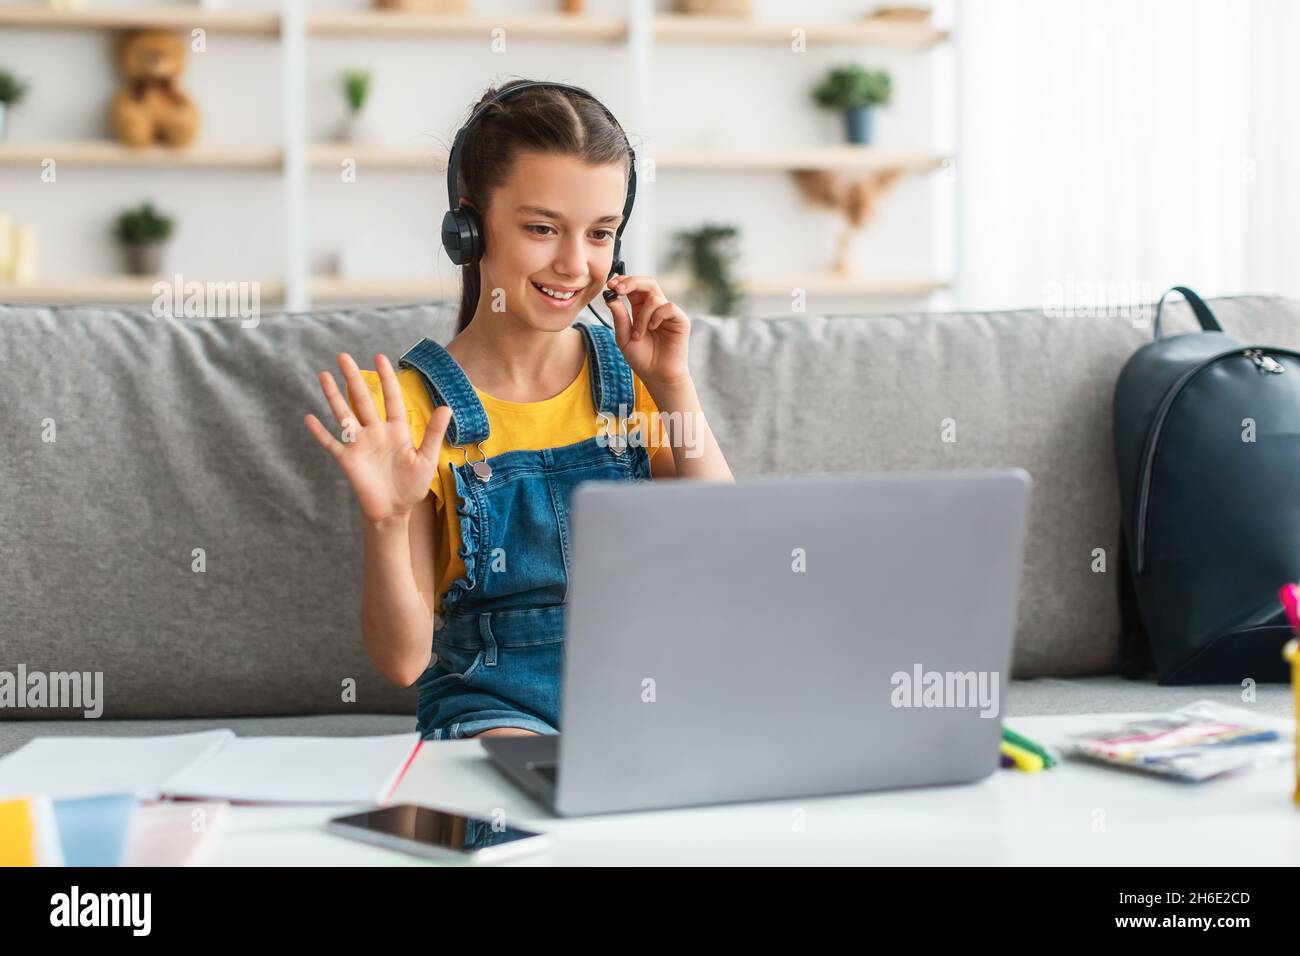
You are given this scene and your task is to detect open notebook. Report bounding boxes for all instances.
[0,731,423,805]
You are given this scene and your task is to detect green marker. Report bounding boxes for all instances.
[1002,726,1057,768]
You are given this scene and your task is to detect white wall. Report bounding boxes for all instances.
[955,0,1300,312]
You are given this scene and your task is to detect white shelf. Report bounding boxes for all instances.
[0,141,282,169]
[0,278,285,304]
[0,4,280,36]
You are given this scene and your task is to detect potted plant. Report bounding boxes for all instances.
[113,201,174,275]
[665,223,744,317]
[0,70,30,143]
[336,69,373,143]
[813,65,892,145]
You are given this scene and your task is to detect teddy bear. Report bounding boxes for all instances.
[108,30,201,149]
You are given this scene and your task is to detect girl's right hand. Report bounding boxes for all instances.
[304,352,453,526]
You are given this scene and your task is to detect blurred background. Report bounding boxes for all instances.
[0,0,1294,317]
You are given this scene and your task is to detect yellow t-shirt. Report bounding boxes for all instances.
[348,347,663,616]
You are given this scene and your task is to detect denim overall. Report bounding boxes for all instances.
[397,319,653,740]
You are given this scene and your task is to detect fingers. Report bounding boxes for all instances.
[647,301,686,335]
[606,274,665,302]
[416,405,453,467]
[375,353,406,424]
[335,352,380,427]
[303,413,346,460]
[318,369,360,434]
[606,275,668,341]
[607,294,634,349]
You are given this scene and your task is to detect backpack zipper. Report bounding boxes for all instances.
[1134,345,1296,574]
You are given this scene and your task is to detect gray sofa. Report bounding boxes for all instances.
[4,294,1298,756]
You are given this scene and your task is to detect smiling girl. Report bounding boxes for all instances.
[304,79,734,741]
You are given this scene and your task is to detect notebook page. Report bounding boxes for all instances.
[161,733,422,804]
[0,730,235,801]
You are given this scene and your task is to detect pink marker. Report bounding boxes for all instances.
[1279,583,1300,634]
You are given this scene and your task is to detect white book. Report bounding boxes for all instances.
[0,731,422,805]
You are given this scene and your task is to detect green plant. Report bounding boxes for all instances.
[342,69,372,113]
[0,70,30,106]
[665,223,744,317]
[114,202,175,245]
[813,65,892,111]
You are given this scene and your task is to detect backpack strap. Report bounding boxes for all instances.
[1153,286,1223,339]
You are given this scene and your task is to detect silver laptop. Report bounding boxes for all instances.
[482,468,1032,817]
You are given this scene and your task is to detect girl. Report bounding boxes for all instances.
[304,79,734,741]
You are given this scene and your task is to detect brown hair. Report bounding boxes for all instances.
[449,79,633,334]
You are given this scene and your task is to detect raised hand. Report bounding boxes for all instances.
[304,352,452,525]
[603,274,692,390]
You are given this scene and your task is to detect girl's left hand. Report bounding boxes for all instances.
[603,274,691,390]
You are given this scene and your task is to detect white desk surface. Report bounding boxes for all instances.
[194,713,1300,866]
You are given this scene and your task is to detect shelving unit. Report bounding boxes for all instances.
[0,1,956,313]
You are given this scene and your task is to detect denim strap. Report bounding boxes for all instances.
[576,319,636,420]
[397,338,490,447]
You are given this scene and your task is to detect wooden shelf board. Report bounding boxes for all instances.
[0,4,280,35]
[656,146,948,173]
[310,277,457,300]
[733,276,950,297]
[309,276,948,301]
[307,143,446,170]
[303,12,944,47]
[652,14,947,48]
[307,12,626,41]
[0,141,281,168]
[0,277,285,304]
[302,144,943,174]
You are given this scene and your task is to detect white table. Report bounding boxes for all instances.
[194,713,1300,866]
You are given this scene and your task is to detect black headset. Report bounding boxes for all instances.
[441,80,637,330]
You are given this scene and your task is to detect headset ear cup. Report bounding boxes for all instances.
[463,208,482,264]
[440,208,466,265]
[441,208,482,266]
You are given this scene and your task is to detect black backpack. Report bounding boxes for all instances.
[1114,286,1300,684]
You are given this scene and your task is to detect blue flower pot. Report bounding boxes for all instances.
[845,105,874,145]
